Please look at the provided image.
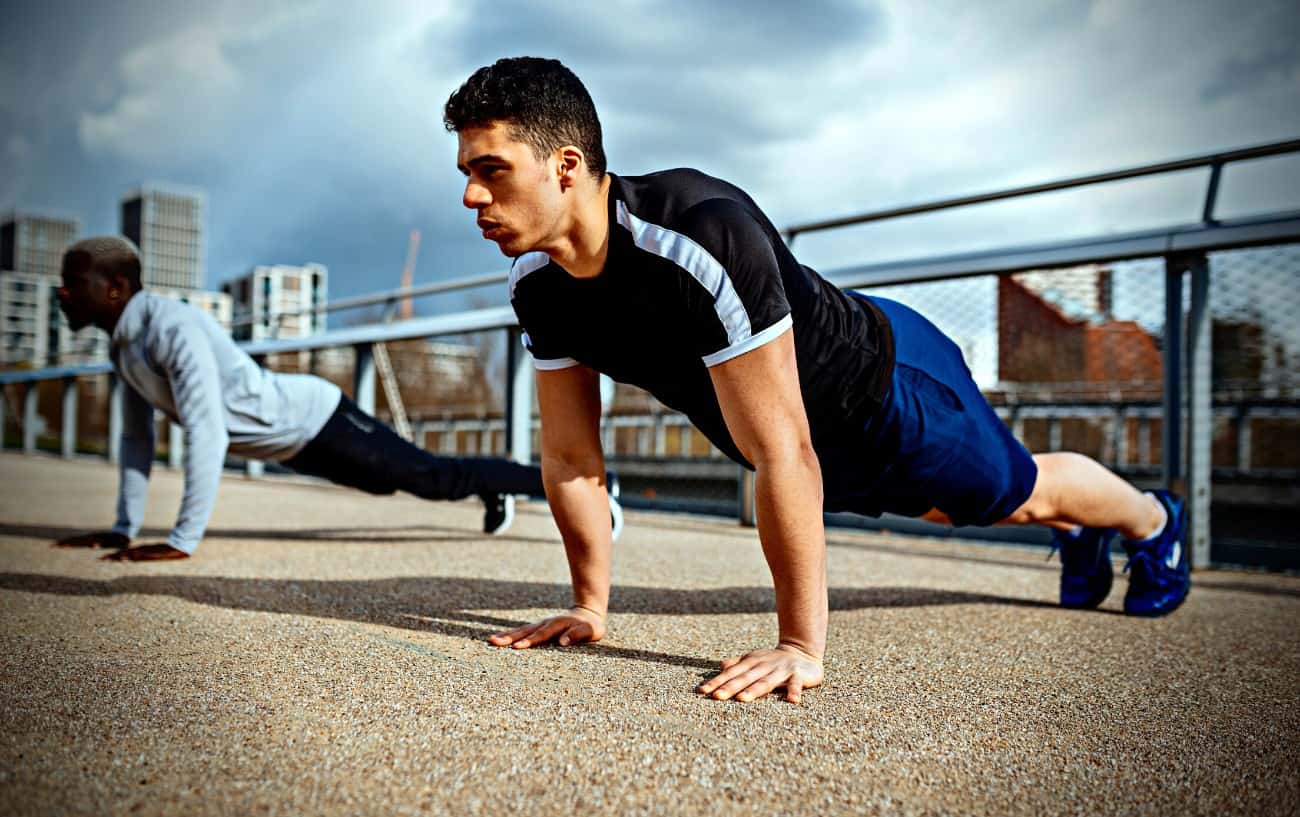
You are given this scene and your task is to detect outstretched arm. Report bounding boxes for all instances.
[488,364,613,648]
[697,328,827,704]
[55,382,153,553]
[103,321,229,562]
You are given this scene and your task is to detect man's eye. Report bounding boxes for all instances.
[483,166,503,179]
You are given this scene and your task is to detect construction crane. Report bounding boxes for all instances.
[372,229,420,441]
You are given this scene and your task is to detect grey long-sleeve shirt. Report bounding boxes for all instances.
[110,291,341,553]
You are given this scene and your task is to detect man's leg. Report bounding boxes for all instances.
[856,295,1189,616]
[284,396,544,533]
[923,452,1163,539]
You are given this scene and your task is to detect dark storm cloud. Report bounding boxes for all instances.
[1200,47,1300,105]
[2,0,1298,310]
[439,0,887,174]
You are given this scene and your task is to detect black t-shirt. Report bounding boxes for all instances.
[510,168,894,468]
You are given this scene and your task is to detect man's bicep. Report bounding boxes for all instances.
[707,327,810,464]
[536,365,604,458]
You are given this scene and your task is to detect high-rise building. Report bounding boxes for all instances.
[0,271,52,366]
[2,211,80,279]
[120,183,204,290]
[0,211,91,367]
[223,263,328,341]
[155,286,233,330]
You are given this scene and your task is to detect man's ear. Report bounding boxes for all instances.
[106,273,131,300]
[557,146,586,189]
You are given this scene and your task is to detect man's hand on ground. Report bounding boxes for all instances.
[698,644,824,704]
[54,531,130,550]
[488,606,606,649]
[100,544,190,562]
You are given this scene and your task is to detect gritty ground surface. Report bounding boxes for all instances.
[0,452,1297,817]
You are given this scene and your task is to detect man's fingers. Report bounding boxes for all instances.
[512,619,570,649]
[785,676,804,705]
[719,655,743,671]
[557,621,592,646]
[488,625,535,646]
[698,659,750,696]
[734,670,789,704]
[489,621,549,646]
[707,663,770,701]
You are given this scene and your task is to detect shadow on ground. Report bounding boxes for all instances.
[0,571,1066,670]
[0,521,559,546]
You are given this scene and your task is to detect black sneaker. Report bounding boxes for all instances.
[482,493,515,535]
[1050,526,1116,609]
[1122,490,1190,617]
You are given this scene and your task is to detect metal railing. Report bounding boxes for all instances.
[4,138,1300,568]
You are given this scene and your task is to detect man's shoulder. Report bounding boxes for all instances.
[615,168,752,216]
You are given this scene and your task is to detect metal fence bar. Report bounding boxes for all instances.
[505,327,533,466]
[786,137,1300,239]
[22,382,38,453]
[1162,261,1185,491]
[353,343,376,415]
[1202,162,1223,225]
[1187,254,1213,567]
[228,270,510,330]
[60,376,77,459]
[108,376,123,465]
[0,384,7,450]
[1236,407,1251,472]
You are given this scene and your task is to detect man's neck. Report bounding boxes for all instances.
[548,174,612,279]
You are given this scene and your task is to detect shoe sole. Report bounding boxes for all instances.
[486,495,515,536]
[609,495,624,543]
[1124,581,1191,617]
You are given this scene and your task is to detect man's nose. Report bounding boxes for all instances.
[463,182,490,210]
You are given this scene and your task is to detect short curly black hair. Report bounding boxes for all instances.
[444,57,606,179]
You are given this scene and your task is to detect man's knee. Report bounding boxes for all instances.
[999,475,1055,525]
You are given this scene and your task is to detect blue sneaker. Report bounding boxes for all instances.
[1051,526,1116,609]
[1122,490,1190,617]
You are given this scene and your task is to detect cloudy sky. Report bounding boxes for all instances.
[4,0,1299,313]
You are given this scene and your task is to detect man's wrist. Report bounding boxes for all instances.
[776,641,824,662]
[570,603,606,620]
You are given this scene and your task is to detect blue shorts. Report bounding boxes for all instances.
[821,295,1038,527]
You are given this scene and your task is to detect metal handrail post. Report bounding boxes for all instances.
[1187,254,1212,567]
[22,382,39,453]
[353,343,376,415]
[61,376,77,459]
[1162,258,1185,493]
[108,375,123,464]
[505,327,533,466]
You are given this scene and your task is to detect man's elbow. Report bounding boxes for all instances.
[748,434,819,473]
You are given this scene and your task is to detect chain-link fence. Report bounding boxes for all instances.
[5,142,1298,567]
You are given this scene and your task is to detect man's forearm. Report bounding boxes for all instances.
[542,455,613,615]
[168,423,229,554]
[754,448,828,658]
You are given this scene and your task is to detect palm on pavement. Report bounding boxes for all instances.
[698,645,824,704]
[488,607,606,649]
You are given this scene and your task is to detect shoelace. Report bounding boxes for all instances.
[1123,548,1169,588]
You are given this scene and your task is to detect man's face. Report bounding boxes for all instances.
[56,264,112,331]
[457,121,565,257]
